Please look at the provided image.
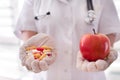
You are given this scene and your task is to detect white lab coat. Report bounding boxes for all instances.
[14,0,120,80]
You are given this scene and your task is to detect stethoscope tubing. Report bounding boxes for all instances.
[87,0,94,11]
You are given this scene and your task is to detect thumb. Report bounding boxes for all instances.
[106,48,118,64]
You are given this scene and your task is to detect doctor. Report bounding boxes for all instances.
[14,0,120,80]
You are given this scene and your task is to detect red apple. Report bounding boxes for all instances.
[80,30,111,61]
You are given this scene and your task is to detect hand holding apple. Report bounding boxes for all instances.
[76,49,118,72]
[80,29,111,61]
[76,29,118,72]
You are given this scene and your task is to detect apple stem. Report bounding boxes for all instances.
[92,28,96,34]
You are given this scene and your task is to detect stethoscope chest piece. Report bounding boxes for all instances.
[85,10,96,24]
[85,0,96,24]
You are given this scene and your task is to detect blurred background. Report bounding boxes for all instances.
[0,0,120,80]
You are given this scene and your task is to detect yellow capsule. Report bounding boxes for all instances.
[43,49,51,53]
[25,46,37,51]
[41,45,52,50]
[34,53,41,59]
[31,46,37,49]
[26,47,31,51]
[39,54,47,60]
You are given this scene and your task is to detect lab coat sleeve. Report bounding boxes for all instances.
[14,0,37,39]
[98,0,120,40]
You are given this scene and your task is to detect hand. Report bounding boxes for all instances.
[76,48,118,72]
[19,33,57,73]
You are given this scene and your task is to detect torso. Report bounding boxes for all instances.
[32,0,106,80]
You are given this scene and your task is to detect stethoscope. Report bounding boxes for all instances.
[85,0,96,24]
[34,0,96,24]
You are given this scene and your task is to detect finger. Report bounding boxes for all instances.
[76,51,85,70]
[31,60,42,73]
[43,57,55,65]
[107,49,118,63]
[81,60,89,72]
[43,52,56,65]
[76,55,84,69]
[110,48,118,58]
[25,55,34,70]
[21,54,31,66]
[95,60,109,71]
[19,46,28,66]
[76,58,84,69]
[39,60,49,71]
[87,62,98,72]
